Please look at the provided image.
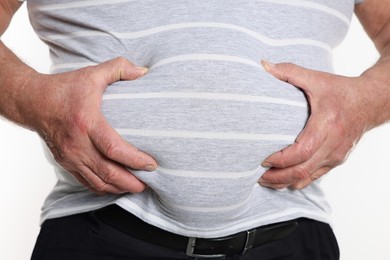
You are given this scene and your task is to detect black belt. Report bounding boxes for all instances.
[93,205,299,258]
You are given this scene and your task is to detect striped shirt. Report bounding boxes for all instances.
[25,0,363,238]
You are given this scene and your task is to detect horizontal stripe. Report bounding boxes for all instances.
[260,0,349,25]
[157,166,262,179]
[50,54,262,72]
[116,128,296,142]
[102,92,307,108]
[164,192,253,213]
[36,0,349,25]
[36,0,133,11]
[150,54,263,70]
[43,22,332,52]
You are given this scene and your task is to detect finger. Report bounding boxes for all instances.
[75,164,128,194]
[52,133,146,194]
[261,60,319,94]
[288,166,331,190]
[77,139,148,193]
[89,156,148,193]
[260,149,325,187]
[259,167,297,187]
[89,117,157,171]
[259,182,292,190]
[93,57,148,87]
[68,170,112,195]
[258,170,294,189]
[260,61,325,169]
[262,116,326,168]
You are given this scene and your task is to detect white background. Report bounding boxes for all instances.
[1,4,389,260]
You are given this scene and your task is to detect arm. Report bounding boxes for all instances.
[259,0,390,189]
[0,0,157,194]
[0,0,22,34]
[355,0,390,126]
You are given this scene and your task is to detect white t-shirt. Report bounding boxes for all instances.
[24,0,363,237]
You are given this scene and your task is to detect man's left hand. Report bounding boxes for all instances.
[259,61,373,190]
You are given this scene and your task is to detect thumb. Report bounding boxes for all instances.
[261,60,314,92]
[94,57,148,86]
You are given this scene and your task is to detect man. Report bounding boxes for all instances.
[0,0,389,259]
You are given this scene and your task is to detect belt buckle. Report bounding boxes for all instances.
[186,237,226,259]
[242,229,257,255]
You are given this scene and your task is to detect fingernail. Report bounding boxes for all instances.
[145,164,156,171]
[259,179,270,187]
[136,66,149,75]
[261,60,276,72]
[261,161,272,168]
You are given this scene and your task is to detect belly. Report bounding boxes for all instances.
[101,61,309,220]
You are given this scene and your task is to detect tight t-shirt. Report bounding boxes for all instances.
[24,0,363,238]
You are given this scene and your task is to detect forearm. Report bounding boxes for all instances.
[353,0,390,129]
[358,30,390,130]
[0,0,38,128]
[0,41,39,128]
[0,0,22,34]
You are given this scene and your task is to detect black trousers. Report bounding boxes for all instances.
[31,211,339,260]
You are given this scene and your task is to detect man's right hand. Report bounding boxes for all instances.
[24,57,157,194]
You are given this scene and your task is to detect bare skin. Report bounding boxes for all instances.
[0,0,157,194]
[260,0,390,189]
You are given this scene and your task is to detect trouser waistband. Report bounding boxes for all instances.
[93,205,299,258]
